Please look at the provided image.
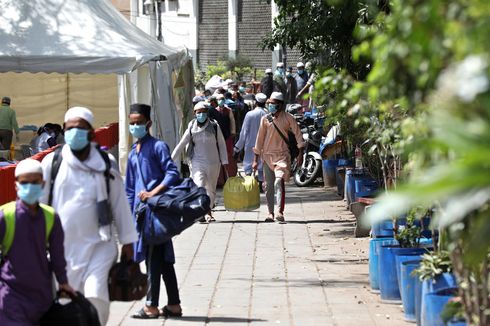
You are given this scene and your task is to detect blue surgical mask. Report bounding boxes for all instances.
[196,112,208,123]
[277,68,284,74]
[287,73,293,78]
[65,128,90,151]
[268,104,278,114]
[298,69,304,75]
[218,99,225,107]
[238,86,245,93]
[129,124,148,139]
[16,183,43,205]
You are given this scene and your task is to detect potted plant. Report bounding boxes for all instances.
[378,208,429,302]
[414,250,455,325]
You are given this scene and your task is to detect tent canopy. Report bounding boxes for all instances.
[0,0,188,74]
[0,0,195,173]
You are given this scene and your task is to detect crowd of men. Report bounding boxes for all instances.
[0,61,312,325]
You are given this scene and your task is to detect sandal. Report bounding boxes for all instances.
[160,305,183,318]
[131,307,159,319]
[265,214,274,222]
[275,214,285,223]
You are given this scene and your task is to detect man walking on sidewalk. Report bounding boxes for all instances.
[234,93,268,189]
[0,97,19,150]
[253,92,305,222]
[125,103,183,319]
[41,106,138,325]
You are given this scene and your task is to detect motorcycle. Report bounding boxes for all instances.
[286,104,324,187]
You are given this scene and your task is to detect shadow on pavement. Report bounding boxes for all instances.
[175,316,267,323]
[230,277,369,288]
[215,219,342,224]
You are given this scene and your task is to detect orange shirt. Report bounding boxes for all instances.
[254,111,305,180]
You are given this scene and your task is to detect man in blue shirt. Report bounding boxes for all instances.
[125,103,183,319]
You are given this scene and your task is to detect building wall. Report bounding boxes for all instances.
[237,0,271,72]
[197,0,229,69]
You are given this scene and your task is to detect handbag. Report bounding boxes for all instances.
[135,157,210,245]
[40,291,101,326]
[267,114,299,159]
[108,256,148,301]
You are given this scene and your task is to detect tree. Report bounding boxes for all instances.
[261,0,388,78]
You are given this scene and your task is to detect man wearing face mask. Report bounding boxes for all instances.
[253,92,305,223]
[294,62,309,109]
[0,159,76,326]
[172,102,228,222]
[40,106,138,325]
[125,104,183,319]
[273,62,287,99]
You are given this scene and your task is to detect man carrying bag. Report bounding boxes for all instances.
[125,104,183,319]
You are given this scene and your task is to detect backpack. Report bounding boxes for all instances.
[48,145,113,206]
[0,201,55,259]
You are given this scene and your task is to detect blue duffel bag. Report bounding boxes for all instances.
[135,178,210,245]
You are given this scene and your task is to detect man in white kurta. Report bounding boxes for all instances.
[172,102,228,222]
[40,107,138,325]
[234,93,268,183]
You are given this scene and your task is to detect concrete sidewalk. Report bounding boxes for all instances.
[108,184,408,326]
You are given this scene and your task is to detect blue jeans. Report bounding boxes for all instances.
[145,242,180,307]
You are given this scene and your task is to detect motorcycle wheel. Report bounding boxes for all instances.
[294,155,322,187]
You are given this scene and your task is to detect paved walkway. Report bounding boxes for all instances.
[108,184,408,326]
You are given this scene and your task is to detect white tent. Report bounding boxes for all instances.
[0,0,194,172]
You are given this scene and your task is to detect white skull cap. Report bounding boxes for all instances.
[255,93,267,103]
[64,106,94,126]
[296,62,305,68]
[193,102,208,111]
[15,159,42,177]
[276,62,284,68]
[265,68,272,74]
[270,92,284,102]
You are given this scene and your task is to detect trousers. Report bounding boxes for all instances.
[145,243,180,307]
[263,162,285,214]
[0,129,13,150]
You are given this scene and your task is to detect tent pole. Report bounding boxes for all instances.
[66,73,70,110]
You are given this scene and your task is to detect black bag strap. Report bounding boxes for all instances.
[267,114,289,148]
[49,145,112,205]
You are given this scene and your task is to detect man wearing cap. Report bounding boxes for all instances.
[172,102,228,222]
[234,93,268,188]
[125,104,183,319]
[294,62,309,92]
[259,68,273,98]
[40,106,138,325]
[297,62,317,111]
[253,92,305,222]
[0,159,76,326]
[0,97,19,151]
[294,62,309,109]
[273,62,287,99]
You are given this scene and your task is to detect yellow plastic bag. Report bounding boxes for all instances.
[223,174,260,211]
